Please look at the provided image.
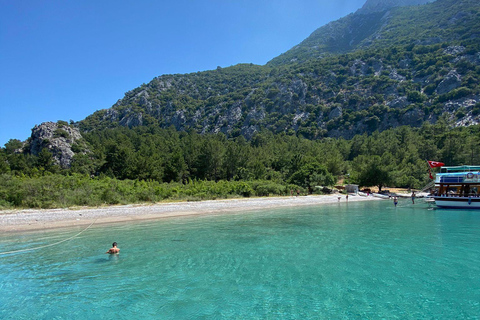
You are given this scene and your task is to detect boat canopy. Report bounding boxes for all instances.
[440,166,480,173]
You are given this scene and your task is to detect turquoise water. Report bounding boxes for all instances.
[1,200,480,319]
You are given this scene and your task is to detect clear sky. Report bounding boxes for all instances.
[0,0,366,147]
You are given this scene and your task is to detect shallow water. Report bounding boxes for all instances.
[1,200,480,319]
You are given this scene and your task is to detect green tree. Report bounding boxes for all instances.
[163,151,187,182]
[37,148,57,173]
[289,161,335,193]
[70,154,96,175]
[224,137,249,180]
[0,151,9,173]
[101,143,135,179]
[353,155,392,192]
[4,139,23,154]
[196,137,226,181]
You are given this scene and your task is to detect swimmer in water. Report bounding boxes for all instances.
[106,242,120,254]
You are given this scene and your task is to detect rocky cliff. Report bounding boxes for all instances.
[27,122,85,168]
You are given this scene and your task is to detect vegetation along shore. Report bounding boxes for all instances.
[1,123,479,210]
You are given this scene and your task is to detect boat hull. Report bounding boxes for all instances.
[430,196,480,209]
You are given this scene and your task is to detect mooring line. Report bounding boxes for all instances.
[0,219,97,256]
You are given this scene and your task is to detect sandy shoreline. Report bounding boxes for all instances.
[0,194,382,232]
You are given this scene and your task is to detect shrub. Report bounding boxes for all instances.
[233,182,254,197]
[472,103,480,116]
[251,181,286,197]
[53,128,69,139]
[407,90,426,103]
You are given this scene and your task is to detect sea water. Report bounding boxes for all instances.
[1,200,479,319]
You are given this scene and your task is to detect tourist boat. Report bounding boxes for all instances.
[428,165,480,208]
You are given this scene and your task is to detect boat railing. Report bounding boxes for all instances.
[435,172,480,183]
[437,176,464,183]
[420,181,435,192]
[435,193,480,198]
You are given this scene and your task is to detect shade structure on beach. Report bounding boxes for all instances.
[346,184,359,194]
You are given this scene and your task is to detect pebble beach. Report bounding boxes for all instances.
[0,194,382,232]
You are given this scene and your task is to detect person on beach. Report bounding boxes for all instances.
[394,196,398,207]
[106,242,120,254]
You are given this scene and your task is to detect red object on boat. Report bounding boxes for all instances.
[427,161,445,168]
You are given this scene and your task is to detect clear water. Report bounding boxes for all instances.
[1,200,480,319]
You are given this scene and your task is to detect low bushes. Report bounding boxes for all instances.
[0,174,300,209]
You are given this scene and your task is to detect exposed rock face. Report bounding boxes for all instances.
[28,122,84,168]
[443,46,466,55]
[387,97,409,109]
[329,107,343,120]
[446,97,480,127]
[436,70,462,95]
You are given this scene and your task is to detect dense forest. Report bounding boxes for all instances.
[1,122,479,209]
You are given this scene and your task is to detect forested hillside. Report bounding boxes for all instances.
[2,123,480,208]
[268,0,474,64]
[81,0,480,140]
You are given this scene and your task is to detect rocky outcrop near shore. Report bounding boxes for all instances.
[27,122,85,168]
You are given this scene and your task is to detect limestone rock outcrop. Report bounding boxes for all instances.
[28,122,84,168]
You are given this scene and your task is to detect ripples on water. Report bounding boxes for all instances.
[1,200,480,319]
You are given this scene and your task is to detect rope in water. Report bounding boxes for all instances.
[0,219,97,256]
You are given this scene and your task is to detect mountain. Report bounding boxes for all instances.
[22,0,480,167]
[267,0,474,65]
[358,0,434,14]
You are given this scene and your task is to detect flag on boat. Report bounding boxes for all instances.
[427,161,445,168]
[427,160,444,180]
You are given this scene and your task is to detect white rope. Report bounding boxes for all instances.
[0,219,97,256]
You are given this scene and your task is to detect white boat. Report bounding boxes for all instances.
[428,165,480,209]
[372,193,390,199]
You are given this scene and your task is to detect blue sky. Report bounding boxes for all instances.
[0,0,366,147]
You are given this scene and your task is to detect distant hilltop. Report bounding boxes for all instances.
[267,0,441,65]
[357,0,435,14]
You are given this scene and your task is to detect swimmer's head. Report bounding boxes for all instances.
[112,242,117,247]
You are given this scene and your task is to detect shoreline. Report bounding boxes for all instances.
[0,194,382,233]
